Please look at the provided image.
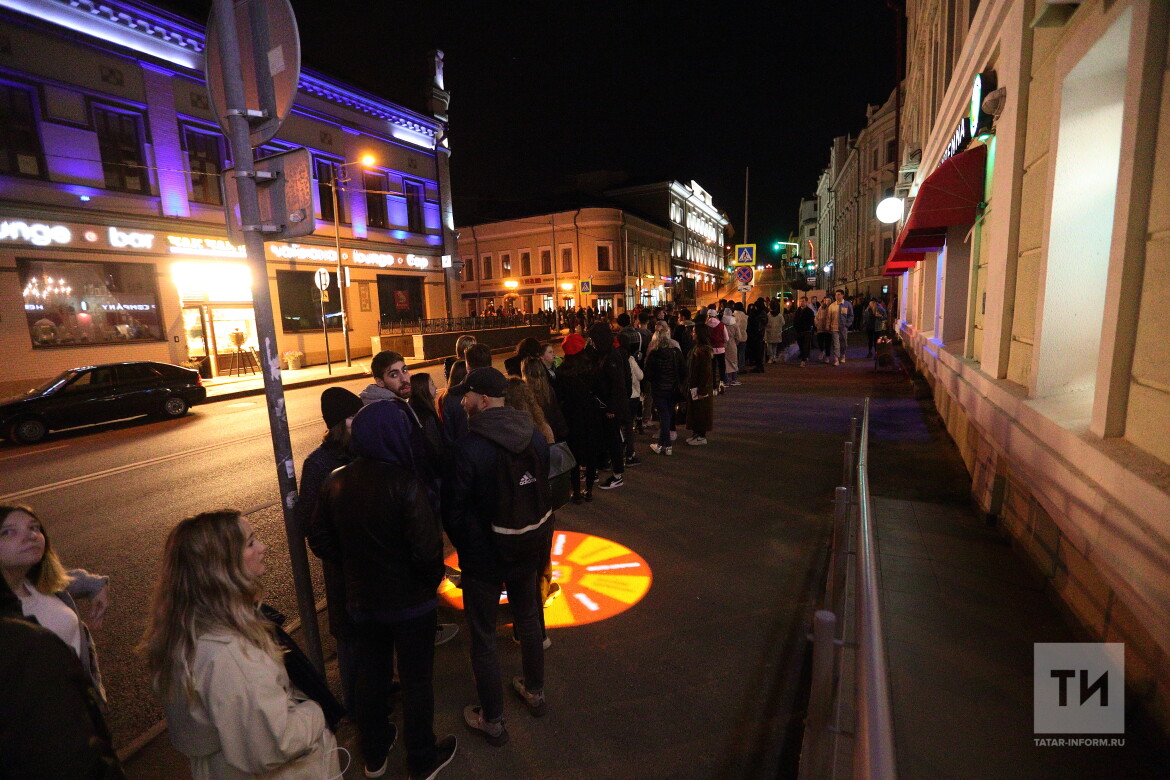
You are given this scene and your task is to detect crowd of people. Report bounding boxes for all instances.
[0,293,891,779]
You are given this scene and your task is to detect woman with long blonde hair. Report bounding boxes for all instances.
[140,510,339,779]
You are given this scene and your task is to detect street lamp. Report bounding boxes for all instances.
[330,154,376,367]
[876,195,904,224]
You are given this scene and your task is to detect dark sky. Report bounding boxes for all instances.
[151,0,897,244]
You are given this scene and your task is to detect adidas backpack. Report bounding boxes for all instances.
[491,441,554,566]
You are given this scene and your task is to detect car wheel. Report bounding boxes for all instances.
[161,396,189,418]
[10,416,47,445]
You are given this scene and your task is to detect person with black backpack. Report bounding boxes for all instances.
[442,368,551,748]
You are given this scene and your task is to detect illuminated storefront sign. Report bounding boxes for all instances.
[352,249,431,269]
[167,235,246,258]
[440,530,651,628]
[270,243,338,262]
[0,220,72,246]
[107,226,155,249]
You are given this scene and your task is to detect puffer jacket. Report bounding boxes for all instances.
[308,457,444,621]
[644,343,685,397]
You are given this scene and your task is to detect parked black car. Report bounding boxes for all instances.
[0,361,207,445]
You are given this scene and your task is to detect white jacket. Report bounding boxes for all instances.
[165,630,339,780]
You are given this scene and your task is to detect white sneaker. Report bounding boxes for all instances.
[650,443,673,456]
[833,358,840,366]
[686,436,708,446]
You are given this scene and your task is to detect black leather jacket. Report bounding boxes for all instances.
[308,457,445,620]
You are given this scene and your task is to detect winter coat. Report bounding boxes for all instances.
[686,344,715,434]
[794,306,816,333]
[556,354,605,467]
[594,347,632,423]
[1,588,123,780]
[164,631,338,780]
[309,439,445,621]
[765,312,785,342]
[672,320,695,356]
[721,312,740,373]
[295,444,352,638]
[442,406,551,581]
[815,304,833,333]
[644,344,686,398]
[732,310,749,343]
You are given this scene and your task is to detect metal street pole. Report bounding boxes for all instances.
[330,166,352,366]
[210,0,323,673]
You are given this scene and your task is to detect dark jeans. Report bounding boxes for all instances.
[817,332,832,357]
[797,331,813,362]
[352,610,437,773]
[604,417,625,475]
[573,463,597,494]
[463,571,545,721]
[867,329,879,353]
[654,394,674,447]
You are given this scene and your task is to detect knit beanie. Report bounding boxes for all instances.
[320,387,363,429]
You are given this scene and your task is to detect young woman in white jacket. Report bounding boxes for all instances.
[140,510,340,780]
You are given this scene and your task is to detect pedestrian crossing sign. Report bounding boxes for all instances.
[733,244,756,267]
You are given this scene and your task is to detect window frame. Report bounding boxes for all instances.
[363,169,390,229]
[0,81,46,180]
[519,250,532,276]
[539,247,552,275]
[404,179,425,233]
[181,124,225,206]
[314,156,345,223]
[481,253,494,280]
[92,103,150,194]
[276,269,343,333]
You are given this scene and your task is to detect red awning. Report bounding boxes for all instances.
[882,143,988,275]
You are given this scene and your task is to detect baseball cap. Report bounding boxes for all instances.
[449,366,507,397]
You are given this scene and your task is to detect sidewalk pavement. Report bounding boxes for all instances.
[123,339,1167,779]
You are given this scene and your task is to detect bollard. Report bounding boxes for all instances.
[799,610,840,780]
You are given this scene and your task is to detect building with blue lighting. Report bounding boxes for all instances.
[0,0,458,394]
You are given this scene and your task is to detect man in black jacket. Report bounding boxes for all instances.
[309,400,457,780]
[589,322,632,490]
[443,368,551,747]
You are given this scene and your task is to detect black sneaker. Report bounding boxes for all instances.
[410,734,457,780]
[598,474,624,490]
[364,723,398,777]
[625,455,642,467]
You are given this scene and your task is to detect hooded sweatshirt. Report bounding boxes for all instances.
[359,382,399,405]
[442,405,550,579]
[349,399,437,510]
[707,316,727,354]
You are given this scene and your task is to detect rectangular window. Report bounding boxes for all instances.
[540,249,552,275]
[404,180,425,233]
[561,246,573,273]
[0,83,43,178]
[19,259,164,347]
[93,105,148,193]
[463,256,475,282]
[276,270,342,332]
[519,251,531,276]
[597,244,612,272]
[364,171,389,229]
[887,138,898,165]
[500,253,512,277]
[183,127,224,205]
[482,254,493,280]
[314,157,341,222]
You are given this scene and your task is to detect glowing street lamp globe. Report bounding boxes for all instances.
[876,196,905,224]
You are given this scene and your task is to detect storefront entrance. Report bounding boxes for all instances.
[377,275,424,325]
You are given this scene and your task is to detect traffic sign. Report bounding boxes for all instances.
[580,280,591,294]
[206,0,301,148]
[314,267,330,291]
[732,244,756,267]
[734,265,755,286]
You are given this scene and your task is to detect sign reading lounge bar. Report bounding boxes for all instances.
[0,217,437,269]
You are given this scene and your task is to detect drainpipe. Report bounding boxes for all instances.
[620,210,628,314]
[471,224,480,314]
[550,213,559,327]
[573,209,582,307]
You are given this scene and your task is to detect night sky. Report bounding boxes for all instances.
[150,0,897,245]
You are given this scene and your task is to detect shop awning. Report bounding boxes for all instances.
[882,143,988,275]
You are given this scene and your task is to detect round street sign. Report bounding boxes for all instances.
[314,267,330,291]
[205,0,301,148]
[735,266,755,286]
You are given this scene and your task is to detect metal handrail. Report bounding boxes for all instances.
[854,397,897,779]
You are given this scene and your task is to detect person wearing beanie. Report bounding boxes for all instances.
[308,401,457,779]
[296,387,363,712]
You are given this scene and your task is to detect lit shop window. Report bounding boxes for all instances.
[19,259,163,348]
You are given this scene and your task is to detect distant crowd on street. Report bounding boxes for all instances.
[0,289,890,779]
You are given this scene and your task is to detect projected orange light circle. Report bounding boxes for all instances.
[440,530,652,627]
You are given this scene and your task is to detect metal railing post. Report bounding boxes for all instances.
[843,440,854,497]
[799,609,839,780]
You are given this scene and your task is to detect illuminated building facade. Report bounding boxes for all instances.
[811,88,899,300]
[456,208,673,315]
[605,180,730,308]
[0,0,457,394]
[887,0,1170,730]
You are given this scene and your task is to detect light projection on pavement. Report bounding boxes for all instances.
[440,530,652,627]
